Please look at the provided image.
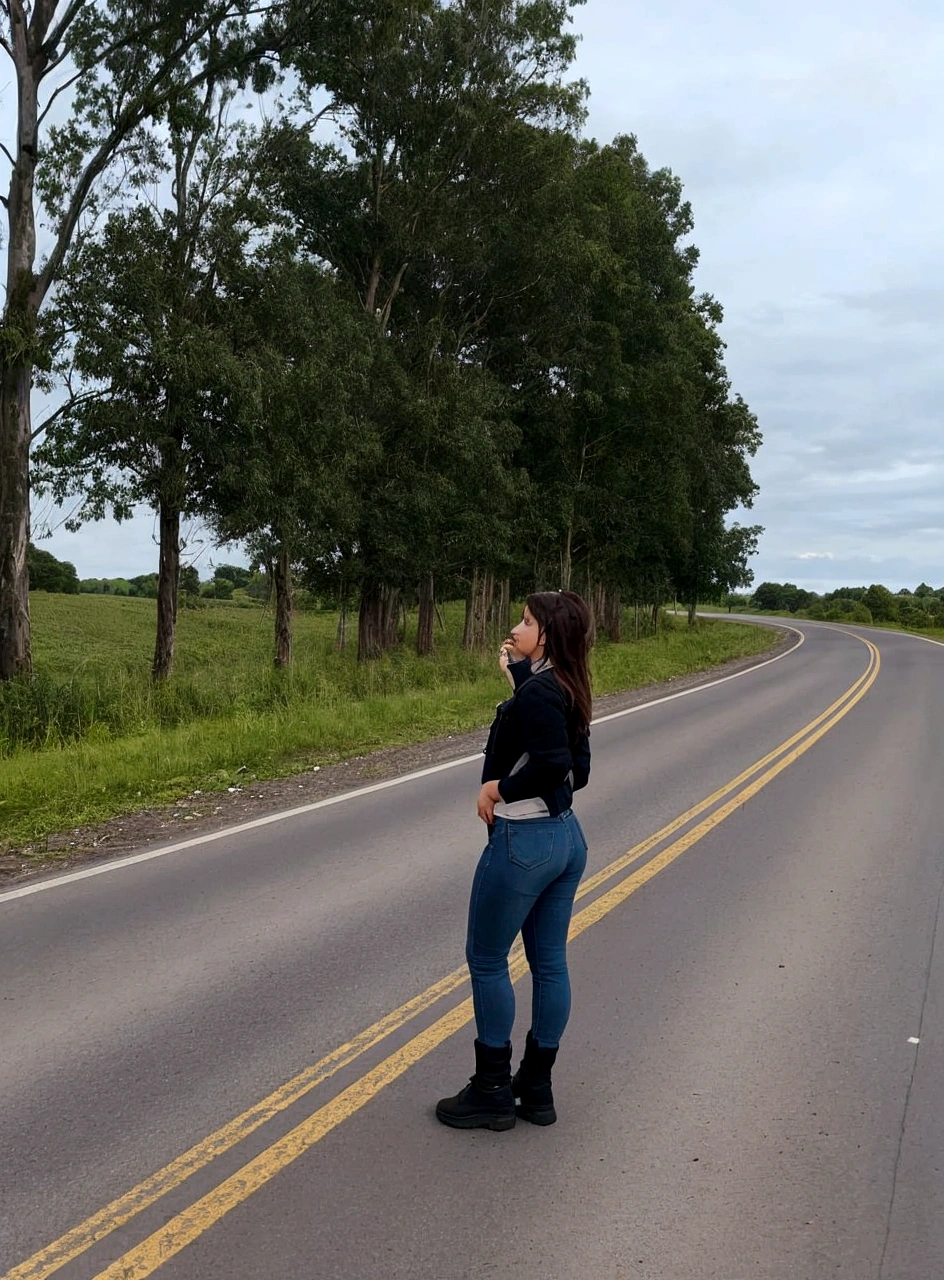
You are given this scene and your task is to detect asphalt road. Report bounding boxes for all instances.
[2,620,942,1280]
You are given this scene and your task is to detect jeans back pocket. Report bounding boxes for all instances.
[505,819,558,871]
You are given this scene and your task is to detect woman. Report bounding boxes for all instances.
[436,590,593,1131]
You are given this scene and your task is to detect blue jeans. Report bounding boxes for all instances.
[465,811,588,1050]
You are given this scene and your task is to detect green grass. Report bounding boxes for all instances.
[0,595,779,851]
[868,619,944,638]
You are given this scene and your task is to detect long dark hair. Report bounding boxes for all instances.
[526,590,593,733]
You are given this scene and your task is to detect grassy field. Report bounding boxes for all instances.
[0,594,779,850]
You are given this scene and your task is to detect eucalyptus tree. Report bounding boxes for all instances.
[352,328,518,658]
[411,119,581,641]
[271,0,586,656]
[34,85,267,678]
[199,243,371,667]
[459,126,766,639]
[479,131,707,620]
[285,0,585,329]
[0,0,295,679]
[660,294,763,623]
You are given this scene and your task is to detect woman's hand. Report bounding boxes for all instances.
[498,637,518,671]
[499,636,519,686]
[477,780,503,823]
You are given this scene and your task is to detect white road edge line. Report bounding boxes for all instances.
[880,630,944,650]
[0,624,804,905]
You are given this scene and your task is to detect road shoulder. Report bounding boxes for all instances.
[0,625,793,887]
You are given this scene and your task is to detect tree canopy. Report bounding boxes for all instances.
[7,0,765,675]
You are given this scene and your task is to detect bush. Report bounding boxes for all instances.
[899,603,931,630]
[179,566,201,597]
[863,583,898,623]
[751,582,786,611]
[824,599,872,624]
[824,586,867,603]
[28,545,79,594]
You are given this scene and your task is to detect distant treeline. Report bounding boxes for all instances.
[29,548,259,603]
[736,581,944,628]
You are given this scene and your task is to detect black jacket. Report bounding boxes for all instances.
[482,659,591,816]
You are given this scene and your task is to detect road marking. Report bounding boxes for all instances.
[883,630,944,651]
[578,633,870,899]
[569,641,879,941]
[1,635,875,1280]
[908,1037,920,1045]
[589,624,803,726]
[0,626,803,905]
[85,639,881,1280]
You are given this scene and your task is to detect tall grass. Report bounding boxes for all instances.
[0,595,777,850]
[0,596,502,753]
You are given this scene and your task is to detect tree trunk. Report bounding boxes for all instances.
[606,586,622,643]
[463,568,496,651]
[416,572,435,656]
[359,581,383,660]
[152,503,180,681]
[488,575,510,644]
[358,580,401,660]
[336,600,348,652]
[589,582,606,636]
[462,569,478,649]
[0,360,32,680]
[560,523,573,591]
[687,572,700,628]
[495,577,511,642]
[384,587,401,651]
[274,543,293,667]
[0,27,41,682]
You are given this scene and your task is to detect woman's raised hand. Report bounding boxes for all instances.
[498,636,518,672]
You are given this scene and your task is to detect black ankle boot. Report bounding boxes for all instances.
[436,1040,516,1131]
[512,1030,558,1125]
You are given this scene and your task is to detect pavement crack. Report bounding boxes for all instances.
[878,858,944,1278]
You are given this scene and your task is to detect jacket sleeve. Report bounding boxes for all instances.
[571,727,591,791]
[496,678,573,803]
[507,656,532,689]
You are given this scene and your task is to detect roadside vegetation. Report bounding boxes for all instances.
[3,2,771,853]
[720,581,944,637]
[4,1,762,688]
[0,595,777,851]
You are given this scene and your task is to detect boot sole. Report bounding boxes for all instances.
[435,1106,516,1131]
[516,1104,557,1126]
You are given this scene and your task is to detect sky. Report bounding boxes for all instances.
[30,0,944,591]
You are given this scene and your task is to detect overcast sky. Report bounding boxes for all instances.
[34,0,944,591]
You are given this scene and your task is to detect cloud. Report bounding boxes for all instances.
[794,552,834,561]
[836,286,944,327]
[575,0,944,594]
[25,0,944,594]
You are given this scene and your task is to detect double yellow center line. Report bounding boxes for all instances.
[5,636,880,1280]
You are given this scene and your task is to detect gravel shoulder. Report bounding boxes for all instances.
[0,626,792,888]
